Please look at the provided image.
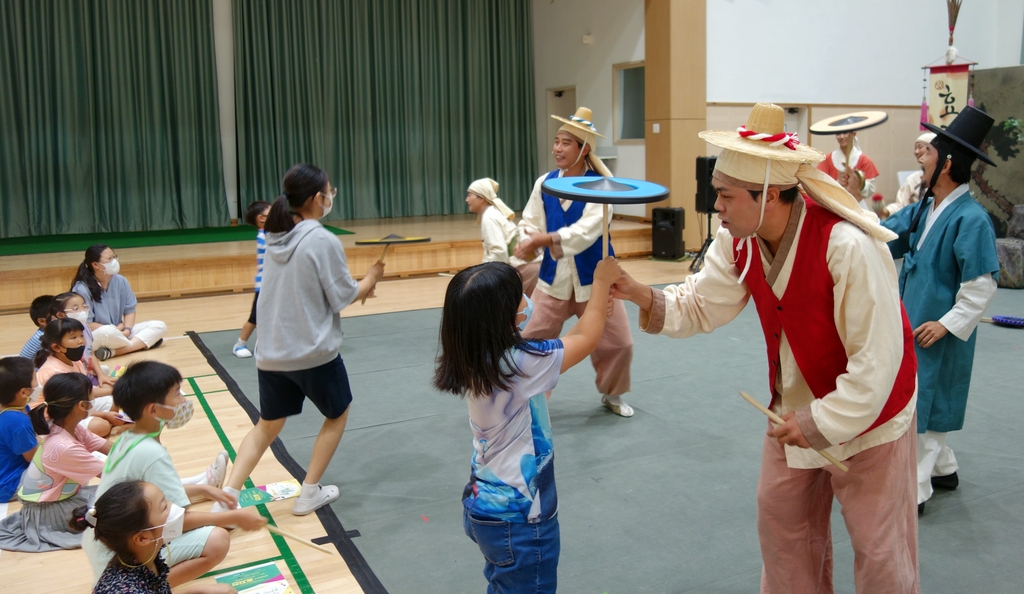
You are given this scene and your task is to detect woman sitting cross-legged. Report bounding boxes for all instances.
[71,244,167,361]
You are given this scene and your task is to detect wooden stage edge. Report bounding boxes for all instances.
[1,216,654,314]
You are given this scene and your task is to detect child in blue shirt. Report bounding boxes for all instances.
[19,295,54,361]
[0,357,40,502]
[433,258,619,593]
[233,200,271,358]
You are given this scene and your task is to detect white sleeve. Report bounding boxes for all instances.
[518,177,547,240]
[480,210,509,263]
[939,273,998,341]
[644,227,750,338]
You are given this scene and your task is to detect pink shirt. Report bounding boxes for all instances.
[18,424,105,502]
[35,357,87,392]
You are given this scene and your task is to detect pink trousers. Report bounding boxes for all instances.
[522,288,633,397]
[757,425,919,594]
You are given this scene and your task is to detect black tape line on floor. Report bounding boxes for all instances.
[187,331,388,594]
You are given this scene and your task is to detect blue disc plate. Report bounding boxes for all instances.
[541,177,669,204]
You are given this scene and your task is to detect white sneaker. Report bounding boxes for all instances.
[233,344,253,358]
[602,395,634,418]
[292,484,339,516]
[202,451,229,489]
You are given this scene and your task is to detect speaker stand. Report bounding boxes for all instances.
[689,211,715,273]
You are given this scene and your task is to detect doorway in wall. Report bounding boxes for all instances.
[546,86,576,171]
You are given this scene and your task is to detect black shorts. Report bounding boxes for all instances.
[257,355,353,421]
[247,291,260,326]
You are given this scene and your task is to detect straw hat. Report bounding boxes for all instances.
[699,104,823,164]
[551,107,606,140]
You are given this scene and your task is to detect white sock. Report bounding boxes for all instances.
[224,486,240,497]
[299,482,321,499]
[234,338,247,348]
[181,471,207,485]
[604,394,625,406]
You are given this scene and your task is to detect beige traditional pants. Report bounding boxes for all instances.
[756,424,919,594]
[522,287,633,397]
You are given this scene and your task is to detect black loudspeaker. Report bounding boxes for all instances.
[695,156,718,214]
[652,207,685,260]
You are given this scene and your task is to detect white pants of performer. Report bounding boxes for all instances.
[92,320,167,350]
[917,430,959,504]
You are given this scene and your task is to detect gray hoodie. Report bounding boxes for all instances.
[255,219,359,372]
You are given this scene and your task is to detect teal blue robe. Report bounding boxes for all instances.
[881,191,999,433]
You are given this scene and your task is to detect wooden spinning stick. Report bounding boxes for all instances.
[360,244,390,305]
[739,391,849,472]
[602,204,609,259]
[266,524,337,556]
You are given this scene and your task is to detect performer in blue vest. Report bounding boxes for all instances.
[881,106,1000,515]
[513,107,635,417]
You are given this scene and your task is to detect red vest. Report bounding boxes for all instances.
[734,198,917,440]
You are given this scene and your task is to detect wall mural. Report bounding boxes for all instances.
[972,66,1024,237]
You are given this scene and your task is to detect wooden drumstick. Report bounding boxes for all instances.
[739,391,849,472]
[602,204,609,259]
[360,244,390,305]
[266,524,337,555]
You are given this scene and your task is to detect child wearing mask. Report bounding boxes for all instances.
[70,481,236,594]
[49,292,117,393]
[33,318,123,437]
[82,361,266,588]
[0,373,111,552]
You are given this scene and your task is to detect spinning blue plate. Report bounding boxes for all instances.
[541,177,669,204]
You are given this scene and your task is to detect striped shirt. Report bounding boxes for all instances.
[255,229,267,290]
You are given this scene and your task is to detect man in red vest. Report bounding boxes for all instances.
[612,103,919,593]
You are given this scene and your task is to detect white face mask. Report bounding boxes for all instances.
[156,399,194,430]
[27,385,42,403]
[320,194,333,219]
[103,259,120,275]
[143,503,186,545]
[67,310,89,324]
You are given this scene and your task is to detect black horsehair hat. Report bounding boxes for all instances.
[922,105,996,167]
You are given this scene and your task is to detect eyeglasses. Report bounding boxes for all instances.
[64,304,90,313]
[100,255,119,263]
[321,188,338,200]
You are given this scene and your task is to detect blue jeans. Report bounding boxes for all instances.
[463,508,560,593]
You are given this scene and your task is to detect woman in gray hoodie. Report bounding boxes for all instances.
[215,163,384,516]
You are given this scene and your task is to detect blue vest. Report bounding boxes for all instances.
[538,169,614,288]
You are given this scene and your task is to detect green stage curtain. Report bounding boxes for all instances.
[234,0,536,220]
[0,1,228,238]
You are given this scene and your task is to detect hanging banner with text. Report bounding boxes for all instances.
[927,64,970,130]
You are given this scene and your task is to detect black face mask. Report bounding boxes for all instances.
[64,346,86,362]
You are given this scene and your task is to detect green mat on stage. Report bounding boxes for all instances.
[0,225,353,256]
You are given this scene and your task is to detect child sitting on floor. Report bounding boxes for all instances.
[19,295,54,361]
[0,372,111,552]
[433,258,619,593]
[50,291,117,393]
[0,357,40,503]
[70,480,236,594]
[82,360,266,588]
[34,318,124,437]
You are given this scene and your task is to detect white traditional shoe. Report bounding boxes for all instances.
[233,344,253,358]
[292,484,340,516]
[601,395,634,418]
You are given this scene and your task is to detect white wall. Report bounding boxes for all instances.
[531,0,647,215]
[706,0,1024,105]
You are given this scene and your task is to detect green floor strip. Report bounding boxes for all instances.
[198,555,286,580]
[0,225,352,256]
[188,377,315,594]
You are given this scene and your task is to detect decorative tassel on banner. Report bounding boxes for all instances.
[945,0,962,64]
[920,69,929,131]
